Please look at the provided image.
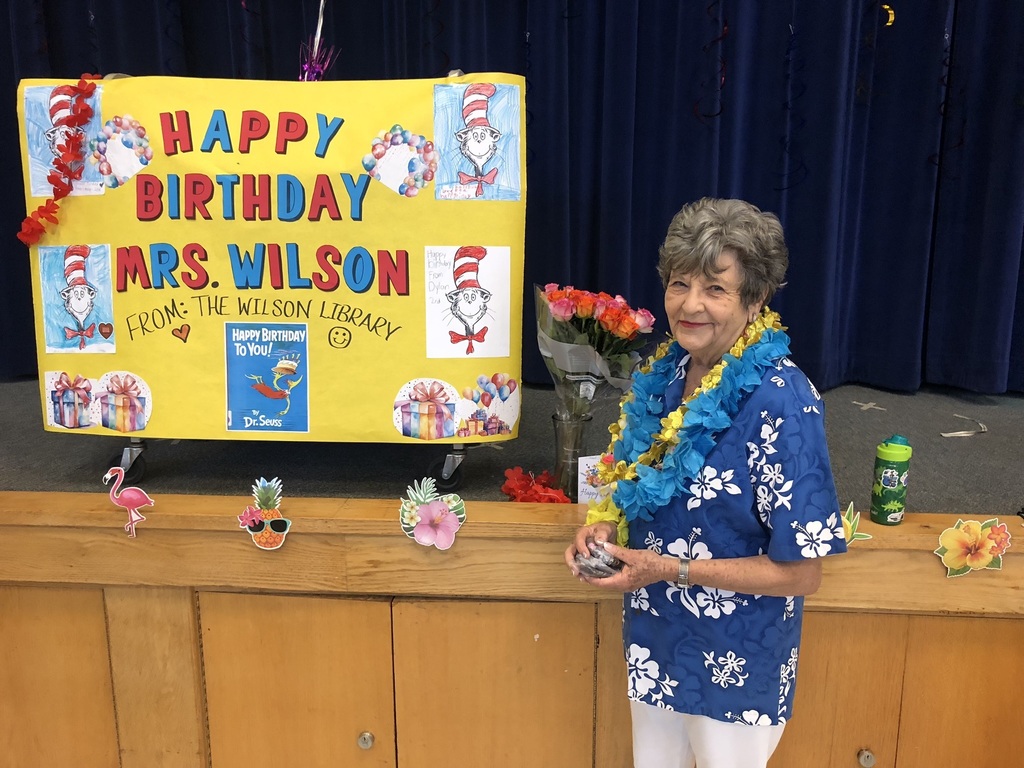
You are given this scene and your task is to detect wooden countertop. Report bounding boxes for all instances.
[0,491,1020,616]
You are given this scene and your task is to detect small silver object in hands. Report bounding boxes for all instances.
[574,538,623,578]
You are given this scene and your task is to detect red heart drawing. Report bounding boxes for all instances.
[172,324,190,342]
[98,323,113,339]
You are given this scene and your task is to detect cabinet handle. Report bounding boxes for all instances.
[358,731,375,750]
[857,748,876,767]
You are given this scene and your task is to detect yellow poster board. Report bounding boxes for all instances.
[18,73,525,443]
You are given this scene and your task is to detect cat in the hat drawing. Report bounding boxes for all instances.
[24,84,104,196]
[43,85,86,167]
[447,246,491,354]
[455,83,501,197]
[433,81,520,201]
[60,244,98,350]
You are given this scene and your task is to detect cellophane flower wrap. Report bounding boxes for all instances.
[536,284,656,418]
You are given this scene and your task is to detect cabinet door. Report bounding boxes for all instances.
[393,600,596,768]
[769,612,907,768]
[105,586,208,768]
[199,593,395,768]
[0,586,120,768]
[897,616,1024,768]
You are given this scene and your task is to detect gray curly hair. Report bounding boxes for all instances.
[656,198,789,308]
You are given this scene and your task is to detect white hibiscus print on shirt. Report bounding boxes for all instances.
[644,531,664,554]
[755,485,773,517]
[631,587,659,616]
[760,463,785,486]
[703,650,748,688]
[695,588,748,618]
[627,643,679,703]
[747,410,793,525]
[628,644,662,697]
[687,466,741,510]
[664,529,714,617]
[778,646,799,720]
[791,517,837,557]
[665,529,712,561]
[725,709,773,726]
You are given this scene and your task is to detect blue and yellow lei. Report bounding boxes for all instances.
[586,308,791,546]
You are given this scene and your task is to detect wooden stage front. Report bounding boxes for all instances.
[0,491,1020,767]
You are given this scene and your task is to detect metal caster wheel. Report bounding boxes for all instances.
[426,449,466,492]
[107,439,147,484]
[107,453,146,484]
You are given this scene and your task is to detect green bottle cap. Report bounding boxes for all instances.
[876,434,912,461]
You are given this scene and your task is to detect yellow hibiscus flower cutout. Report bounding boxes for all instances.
[934,518,1009,577]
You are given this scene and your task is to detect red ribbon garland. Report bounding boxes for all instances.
[17,75,101,246]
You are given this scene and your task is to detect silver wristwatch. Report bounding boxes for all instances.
[676,556,690,589]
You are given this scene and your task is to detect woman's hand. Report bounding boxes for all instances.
[566,522,826,596]
[564,520,618,572]
[579,542,676,592]
[566,528,677,593]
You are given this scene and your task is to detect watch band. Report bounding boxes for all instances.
[676,556,690,589]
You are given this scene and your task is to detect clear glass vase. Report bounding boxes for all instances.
[551,413,592,502]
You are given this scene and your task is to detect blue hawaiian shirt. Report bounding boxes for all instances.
[623,355,846,726]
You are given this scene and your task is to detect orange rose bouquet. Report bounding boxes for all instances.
[536,283,656,418]
[536,283,656,501]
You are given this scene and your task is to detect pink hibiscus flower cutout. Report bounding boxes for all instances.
[413,500,461,550]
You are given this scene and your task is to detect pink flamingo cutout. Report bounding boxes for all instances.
[102,466,154,537]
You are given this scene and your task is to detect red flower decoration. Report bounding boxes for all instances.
[501,467,571,503]
[46,171,73,200]
[77,76,100,94]
[16,218,45,246]
[987,522,1011,557]
[16,74,96,245]
[35,199,61,224]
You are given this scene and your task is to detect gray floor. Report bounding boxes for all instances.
[1,377,1022,517]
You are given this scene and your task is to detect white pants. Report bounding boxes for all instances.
[631,700,786,768]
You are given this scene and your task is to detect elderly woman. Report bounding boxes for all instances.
[566,198,846,768]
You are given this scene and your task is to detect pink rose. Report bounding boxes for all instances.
[548,297,576,322]
[634,308,656,332]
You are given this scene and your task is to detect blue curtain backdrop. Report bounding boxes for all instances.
[3,0,1022,393]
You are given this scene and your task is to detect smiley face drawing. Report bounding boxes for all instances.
[328,326,352,349]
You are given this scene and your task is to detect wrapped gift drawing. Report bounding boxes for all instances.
[396,380,456,440]
[50,372,93,428]
[98,373,148,432]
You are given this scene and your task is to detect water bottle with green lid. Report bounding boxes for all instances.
[870,434,912,525]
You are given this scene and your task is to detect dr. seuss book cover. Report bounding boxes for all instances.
[225,322,309,433]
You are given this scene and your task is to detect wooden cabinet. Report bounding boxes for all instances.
[896,615,1023,768]
[768,613,907,768]
[0,586,120,768]
[0,493,1021,767]
[771,613,1024,768]
[198,594,600,768]
[0,585,605,768]
[392,600,596,767]
[200,593,396,768]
